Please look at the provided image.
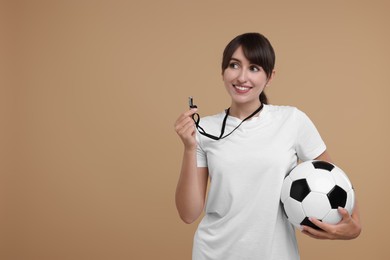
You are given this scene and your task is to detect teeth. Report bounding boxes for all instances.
[234,85,250,91]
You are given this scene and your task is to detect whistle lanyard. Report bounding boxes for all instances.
[192,103,264,141]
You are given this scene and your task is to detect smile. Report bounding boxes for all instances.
[233,84,252,93]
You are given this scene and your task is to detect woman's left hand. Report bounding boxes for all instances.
[301,206,362,240]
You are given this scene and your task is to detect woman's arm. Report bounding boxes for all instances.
[301,151,362,239]
[174,109,209,224]
[175,162,208,224]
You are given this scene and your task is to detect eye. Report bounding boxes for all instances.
[228,62,239,69]
[249,65,261,72]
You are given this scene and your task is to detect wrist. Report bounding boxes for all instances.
[183,144,197,153]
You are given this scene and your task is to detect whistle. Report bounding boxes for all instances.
[188,96,197,109]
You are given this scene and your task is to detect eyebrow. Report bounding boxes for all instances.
[230,57,241,62]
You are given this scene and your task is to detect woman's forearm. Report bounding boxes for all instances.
[175,148,208,224]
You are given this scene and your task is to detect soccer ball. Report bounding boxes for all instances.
[280,160,355,230]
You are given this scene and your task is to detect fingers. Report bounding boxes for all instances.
[301,208,355,240]
[175,108,198,125]
[309,217,330,231]
[176,116,195,136]
[174,108,197,134]
[301,218,332,240]
[174,108,198,148]
[301,228,326,239]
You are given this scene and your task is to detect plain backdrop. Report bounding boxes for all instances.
[1,0,389,259]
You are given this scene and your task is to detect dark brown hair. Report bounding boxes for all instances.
[221,33,275,104]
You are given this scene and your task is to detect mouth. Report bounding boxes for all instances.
[233,84,252,94]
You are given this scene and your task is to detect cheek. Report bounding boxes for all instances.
[252,74,268,86]
[222,70,236,83]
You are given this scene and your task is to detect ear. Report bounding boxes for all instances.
[266,70,276,87]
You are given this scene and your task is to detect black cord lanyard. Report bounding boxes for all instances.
[192,103,264,141]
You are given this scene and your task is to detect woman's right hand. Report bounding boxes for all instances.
[174,108,198,149]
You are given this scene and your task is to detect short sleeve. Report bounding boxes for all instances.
[196,132,208,167]
[295,109,327,161]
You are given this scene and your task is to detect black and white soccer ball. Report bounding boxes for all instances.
[280,160,355,230]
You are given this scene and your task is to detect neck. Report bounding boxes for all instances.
[228,102,262,120]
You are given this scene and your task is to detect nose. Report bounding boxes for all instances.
[237,68,248,83]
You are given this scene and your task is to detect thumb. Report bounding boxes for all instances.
[338,207,350,220]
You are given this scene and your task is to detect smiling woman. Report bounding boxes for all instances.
[3,0,389,259]
[174,32,361,260]
[221,33,276,115]
[222,45,274,119]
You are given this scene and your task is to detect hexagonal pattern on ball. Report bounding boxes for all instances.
[306,171,335,194]
[280,160,356,230]
[322,208,342,224]
[283,197,306,225]
[302,192,331,220]
[331,168,353,192]
[288,162,315,181]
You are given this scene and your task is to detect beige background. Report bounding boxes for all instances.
[1,0,389,259]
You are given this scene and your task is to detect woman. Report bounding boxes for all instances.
[174,32,361,260]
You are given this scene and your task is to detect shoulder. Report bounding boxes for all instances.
[265,104,301,118]
[265,104,312,125]
[266,104,296,113]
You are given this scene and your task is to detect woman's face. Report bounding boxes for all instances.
[222,46,274,108]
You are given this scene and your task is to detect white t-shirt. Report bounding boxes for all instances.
[193,104,326,260]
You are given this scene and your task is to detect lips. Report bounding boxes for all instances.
[233,84,252,94]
